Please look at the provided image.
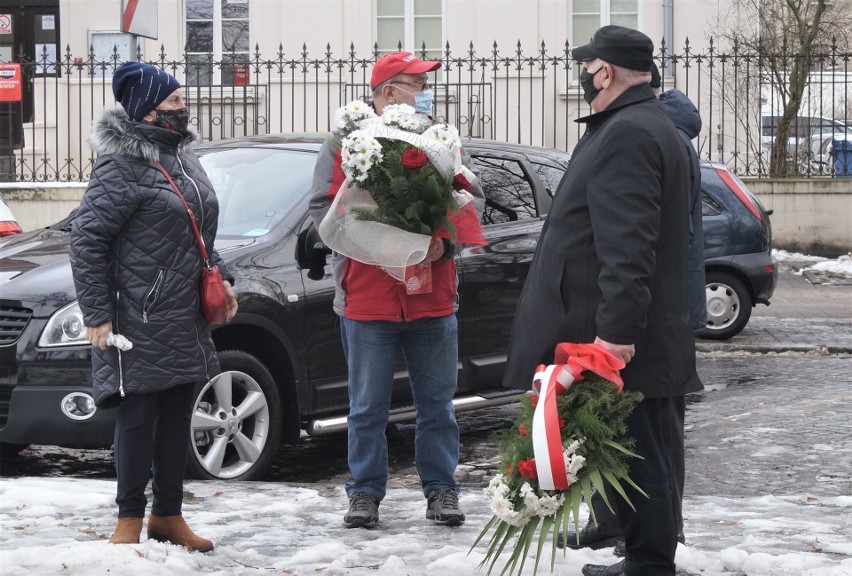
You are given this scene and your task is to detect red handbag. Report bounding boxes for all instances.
[156,162,230,325]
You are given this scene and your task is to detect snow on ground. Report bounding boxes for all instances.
[1,477,850,576]
[774,249,852,279]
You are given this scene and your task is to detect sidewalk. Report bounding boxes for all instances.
[698,258,852,355]
[697,315,852,355]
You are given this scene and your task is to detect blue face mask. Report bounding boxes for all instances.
[413,90,434,116]
[394,84,434,116]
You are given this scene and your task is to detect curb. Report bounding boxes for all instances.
[696,343,852,355]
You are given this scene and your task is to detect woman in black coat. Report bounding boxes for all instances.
[70,62,237,550]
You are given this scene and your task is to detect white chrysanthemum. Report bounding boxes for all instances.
[535,492,565,517]
[562,437,586,483]
[424,123,462,154]
[564,438,584,453]
[382,103,416,117]
[340,130,382,182]
[567,454,586,479]
[381,104,421,131]
[485,474,511,499]
[334,100,376,132]
[397,116,422,131]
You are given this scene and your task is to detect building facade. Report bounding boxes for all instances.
[0,0,804,181]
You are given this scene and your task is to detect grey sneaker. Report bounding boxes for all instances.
[344,492,380,529]
[426,488,465,526]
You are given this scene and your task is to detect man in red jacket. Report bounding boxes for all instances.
[308,52,484,529]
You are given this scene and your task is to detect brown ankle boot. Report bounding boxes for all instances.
[147,514,214,552]
[108,517,143,544]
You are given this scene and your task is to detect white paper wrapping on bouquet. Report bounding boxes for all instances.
[318,120,479,284]
[319,178,432,283]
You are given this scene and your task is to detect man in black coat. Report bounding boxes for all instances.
[502,25,702,576]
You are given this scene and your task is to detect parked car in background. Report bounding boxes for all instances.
[0,134,775,480]
[700,162,776,340]
[799,132,852,174]
[0,196,22,237]
[762,114,852,161]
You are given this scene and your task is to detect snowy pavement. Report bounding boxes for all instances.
[1,249,851,576]
[1,475,850,576]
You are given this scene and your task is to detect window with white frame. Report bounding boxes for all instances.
[185,0,250,86]
[572,0,638,55]
[571,0,638,81]
[376,0,443,61]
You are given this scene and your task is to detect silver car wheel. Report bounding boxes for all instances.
[706,281,740,330]
[191,370,271,479]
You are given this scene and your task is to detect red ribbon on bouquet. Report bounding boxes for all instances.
[531,343,625,490]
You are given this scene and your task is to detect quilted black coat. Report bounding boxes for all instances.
[70,107,221,407]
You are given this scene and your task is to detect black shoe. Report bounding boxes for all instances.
[426,488,465,526]
[344,492,380,529]
[581,559,625,576]
[557,522,622,549]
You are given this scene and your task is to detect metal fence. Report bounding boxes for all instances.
[1,41,851,182]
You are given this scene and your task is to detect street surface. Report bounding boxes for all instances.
[2,258,851,503]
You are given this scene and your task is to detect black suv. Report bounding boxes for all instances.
[0,135,775,480]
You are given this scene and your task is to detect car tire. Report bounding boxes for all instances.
[702,271,753,340]
[186,350,283,481]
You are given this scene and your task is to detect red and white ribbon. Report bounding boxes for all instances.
[530,343,626,491]
[532,364,577,490]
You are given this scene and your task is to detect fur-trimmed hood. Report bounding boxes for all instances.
[89,106,199,164]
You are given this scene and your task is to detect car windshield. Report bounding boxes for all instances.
[199,147,316,237]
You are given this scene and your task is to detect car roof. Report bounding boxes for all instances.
[462,138,569,159]
[195,132,329,152]
[194,132,570,162]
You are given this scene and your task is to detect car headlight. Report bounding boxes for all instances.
[38,301,89,347]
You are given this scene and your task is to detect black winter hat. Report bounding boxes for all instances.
[112,62,181,121]
[572,25,654,72]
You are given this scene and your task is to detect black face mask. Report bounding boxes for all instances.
[579,67,603,105]
[152,107,190,134]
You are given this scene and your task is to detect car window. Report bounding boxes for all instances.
[531,160,567,198]
[700,168,728,216]
[471,155,538,225]
[701,191,723,216]
[200,147,316,237]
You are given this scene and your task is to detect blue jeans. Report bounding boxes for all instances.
[341,315,461,501]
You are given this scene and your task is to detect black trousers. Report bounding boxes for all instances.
[114,382,196,518]
[613,396,681,576]
[590,395,685,535]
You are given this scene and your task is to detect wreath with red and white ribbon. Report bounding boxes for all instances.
[473,343,644,576]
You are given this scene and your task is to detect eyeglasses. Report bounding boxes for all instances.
[392,80,431,92]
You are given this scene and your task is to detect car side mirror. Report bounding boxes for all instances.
[296,225,331,280]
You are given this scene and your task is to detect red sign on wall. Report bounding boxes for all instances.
[0,63,22,101]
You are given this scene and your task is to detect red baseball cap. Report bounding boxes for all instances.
[370,51,441,89]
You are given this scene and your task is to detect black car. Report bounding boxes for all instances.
[0,135,775,480]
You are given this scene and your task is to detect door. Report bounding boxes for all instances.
[0,1,60,123]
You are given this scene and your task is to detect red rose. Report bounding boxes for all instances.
[401,147,429,169]
[518,423,528,436]
[559,418,566,429]
[517,458,537,479]
[453,173,471,190]
[530,394,539,408]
